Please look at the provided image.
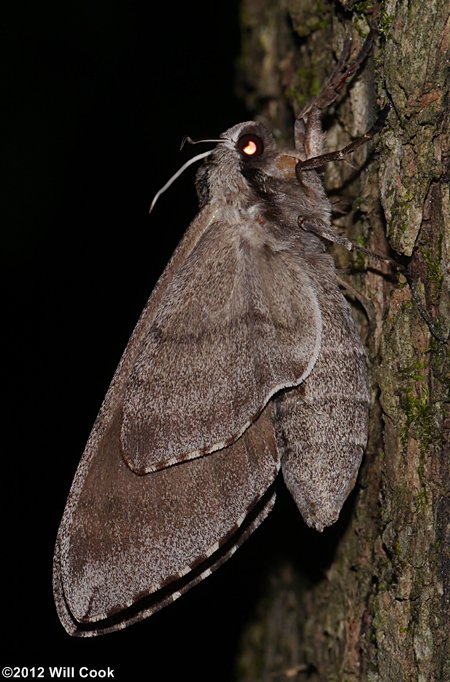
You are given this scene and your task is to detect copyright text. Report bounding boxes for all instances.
[2,668,114,679]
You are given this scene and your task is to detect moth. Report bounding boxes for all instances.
[54,33,384,636]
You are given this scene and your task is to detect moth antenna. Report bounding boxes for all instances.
[180,135,223,150]
[149,150,214,213]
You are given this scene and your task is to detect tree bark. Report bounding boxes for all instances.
[235,1,449,680]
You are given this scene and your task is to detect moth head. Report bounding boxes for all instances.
[195,122,302,206]
[225,122,303,174]
[149,121,304,212]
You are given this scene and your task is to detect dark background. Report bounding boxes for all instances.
[3,2,337,678]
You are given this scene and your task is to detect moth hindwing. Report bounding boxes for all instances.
[54,35,378,636]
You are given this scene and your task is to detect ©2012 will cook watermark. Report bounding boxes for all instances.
[2,668,114,679]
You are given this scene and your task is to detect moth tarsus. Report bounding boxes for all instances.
[54,34,382,636]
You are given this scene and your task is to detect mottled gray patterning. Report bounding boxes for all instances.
[53,34,379,636]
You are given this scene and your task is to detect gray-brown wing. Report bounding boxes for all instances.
[275,259,369,531]
[53,404,280,636]
[120,212,322,474]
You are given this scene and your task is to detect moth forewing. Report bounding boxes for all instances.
[120,205,323,474]
[54,405,280,636]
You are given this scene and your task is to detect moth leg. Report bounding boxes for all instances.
[294,31,376,157]
[298,221,378,338]
[336,274,377,339]
[298,222,447,344]
[400,270,448,343]
[298,218,352,251]
[295,105,390,172]
[298,214,395,268]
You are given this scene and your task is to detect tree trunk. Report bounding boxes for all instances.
[234,1,449,680]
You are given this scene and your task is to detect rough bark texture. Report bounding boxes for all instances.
[235,1,449,680]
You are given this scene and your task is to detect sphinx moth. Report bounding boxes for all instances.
[54,33,384,636]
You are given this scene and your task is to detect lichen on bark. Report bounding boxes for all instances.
[235,1,449,680]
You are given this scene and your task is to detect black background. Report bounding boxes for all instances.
[3,2,341,678]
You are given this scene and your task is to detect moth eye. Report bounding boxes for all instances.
[237,133,264,158]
